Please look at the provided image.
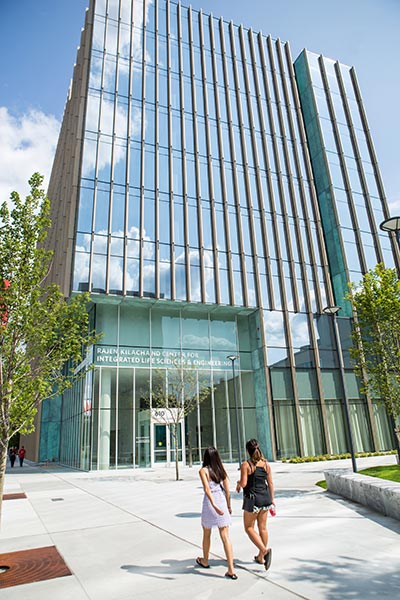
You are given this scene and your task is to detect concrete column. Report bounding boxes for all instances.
[99,369,111,469]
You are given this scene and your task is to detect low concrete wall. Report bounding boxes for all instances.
[324,469,400,521]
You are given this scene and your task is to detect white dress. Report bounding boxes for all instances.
[201,479,231,529]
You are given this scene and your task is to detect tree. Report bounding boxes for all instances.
[0,173,98,526]
[149,359,213,480]
[346,263,400,453]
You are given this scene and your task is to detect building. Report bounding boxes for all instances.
[32,0,398,469]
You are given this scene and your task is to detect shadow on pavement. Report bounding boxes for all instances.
[121,557,228,580]
[279,555,400,599]
[324,491,400,534]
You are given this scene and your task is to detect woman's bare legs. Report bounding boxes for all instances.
[255,511,269,562]
[243,511,268,561]
[218,526,236,576]
[197,526,211,567]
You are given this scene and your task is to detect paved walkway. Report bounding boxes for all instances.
[1,455,399,599]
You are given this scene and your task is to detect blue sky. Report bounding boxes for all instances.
[1,0,399,212]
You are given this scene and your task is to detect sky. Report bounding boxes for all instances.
[1,0,399,213]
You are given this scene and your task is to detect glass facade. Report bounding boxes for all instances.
[40,0,397,469]
[294,51,395,315]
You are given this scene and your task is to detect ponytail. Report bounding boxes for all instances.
[246,438,265,465]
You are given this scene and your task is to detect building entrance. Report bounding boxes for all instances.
[151,421,184,466]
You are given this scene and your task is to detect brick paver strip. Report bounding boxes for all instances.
[0,546,72,589]
[3,493,27,500]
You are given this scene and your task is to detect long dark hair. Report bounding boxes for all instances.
[202,446,228,483]
[246,438,265,465]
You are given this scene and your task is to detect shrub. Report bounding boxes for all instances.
[281,450,395,464]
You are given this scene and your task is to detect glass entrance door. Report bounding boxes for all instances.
[152,422,184,465]
[154,424,168,463]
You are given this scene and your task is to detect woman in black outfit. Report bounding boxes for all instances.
[236,439,275,570]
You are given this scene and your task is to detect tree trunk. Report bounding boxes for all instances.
[395,425,400,465]
[0,440,9,529]
[174,424,180,481]
[188,430,193,468]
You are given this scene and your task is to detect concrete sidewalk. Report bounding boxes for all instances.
[1,455,399,599]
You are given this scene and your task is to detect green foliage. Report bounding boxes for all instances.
[346,264,400,423]
[281,450,396,464]
[0,174,98,445]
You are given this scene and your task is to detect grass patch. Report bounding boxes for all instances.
[359,465,400,483]
[315,464,400,489]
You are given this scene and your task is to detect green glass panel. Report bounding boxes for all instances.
[321,370,342,399]
[270,368,294,400]
[372,402,394,451]
[344,371,361,398]
[210,316,237,352]
[96,304,118,344]
[296,370,319,399]
[274,400,299,457]
[181,313,209,349]
[349,401,373,452]
[120,306,150,347]
[214,370,230,461]
[151,310,181,349]
[325,401,347,454]
[294,50,352,316]
[299,402,325,455]
[237,315,251,351]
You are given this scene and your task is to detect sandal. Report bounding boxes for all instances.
[225,572,238,580]
[254,555,264,564]
[264,548,272,571]
[196,557,210,569]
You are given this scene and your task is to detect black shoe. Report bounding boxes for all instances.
[264,548,272,571]
[196,557,210,569]
[225,572,238,580]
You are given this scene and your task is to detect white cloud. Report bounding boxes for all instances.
[0,107,60,205]
[388,197,400,214]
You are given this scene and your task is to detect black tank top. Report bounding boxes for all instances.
[244,462,272,507]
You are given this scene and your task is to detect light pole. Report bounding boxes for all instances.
[227,355,242,467]
[380,216,400,247]
[379,217,400,462]
[323,306,357,472]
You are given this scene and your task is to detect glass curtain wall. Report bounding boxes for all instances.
[51,0,398,467]
[56,301,268,470]
[88,364,257,469]
[74,1,333,318]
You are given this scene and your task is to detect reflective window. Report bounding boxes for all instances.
[77,186,94,233]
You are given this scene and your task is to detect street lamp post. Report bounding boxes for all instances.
[379,217,400,462]
[380,216,400,247]
[323,306,357,472]
[227,355,242,468]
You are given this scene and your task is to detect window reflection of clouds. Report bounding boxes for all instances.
[289,313,310,348]
[263,310,286,347]
[75,3,362,315]
[81,100,141,179]
[172,248,215,303]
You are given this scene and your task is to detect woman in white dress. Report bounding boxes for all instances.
[196,446,237,579]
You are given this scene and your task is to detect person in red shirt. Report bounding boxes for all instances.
[18,446,26,467]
